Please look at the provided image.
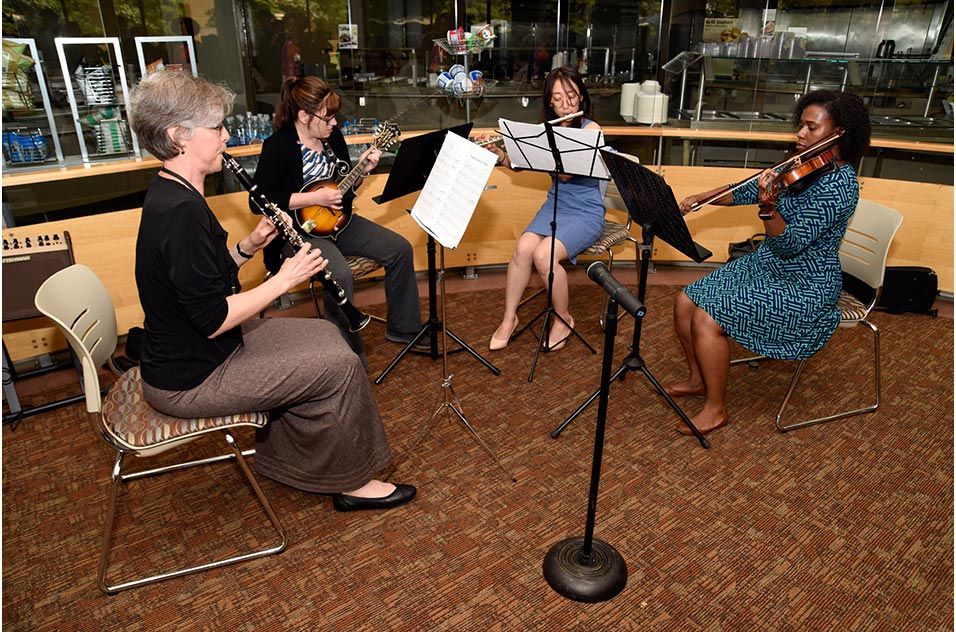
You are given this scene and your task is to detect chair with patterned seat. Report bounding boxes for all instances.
[577,179,638,327]
[731,199,903,432]
[34,264,286,594]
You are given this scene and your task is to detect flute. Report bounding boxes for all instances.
[548,111,584,125]
[221,152,371,332]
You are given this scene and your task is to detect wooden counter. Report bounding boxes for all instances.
[4,164,952,363]
[2,127,950,189]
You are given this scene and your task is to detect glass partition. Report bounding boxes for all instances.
[1,0,952,223]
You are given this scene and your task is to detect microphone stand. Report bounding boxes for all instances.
[543,296,627,602]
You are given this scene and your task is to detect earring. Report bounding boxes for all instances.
[180,149,185,154]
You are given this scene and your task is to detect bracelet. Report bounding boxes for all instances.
[235,242,254,259]
[359,172,370,179]
[757,202,777,221]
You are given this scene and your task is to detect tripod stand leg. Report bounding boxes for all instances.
[640,367,710,449]
[374,322,433,385]
[443,382,516,482]
[551,363,630,438]
[551,356,710,449]
[443,328,500,375]
[386,379,515,482]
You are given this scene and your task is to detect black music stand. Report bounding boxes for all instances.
[498,118,608,381]
[372,123,500,385]
[551,151,714,448]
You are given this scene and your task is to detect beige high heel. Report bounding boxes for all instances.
[545,316,574,352]
[489,317,519,351]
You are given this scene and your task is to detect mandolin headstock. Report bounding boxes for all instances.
[373,121,402,152]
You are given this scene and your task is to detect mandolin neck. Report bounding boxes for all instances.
[339,155,371,192]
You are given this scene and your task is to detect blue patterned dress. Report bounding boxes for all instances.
[683,163,859,360]
[523,119,606,264]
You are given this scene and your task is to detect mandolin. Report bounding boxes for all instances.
[297,121,401,239]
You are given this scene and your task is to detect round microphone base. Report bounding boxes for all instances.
[543,537,627,603]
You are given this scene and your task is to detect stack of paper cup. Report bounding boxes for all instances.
[635,81,668,125]
[619,83,641,123]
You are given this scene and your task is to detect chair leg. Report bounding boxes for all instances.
[97,451,125,594]
[97,433,287,594]
[776,320,880,432]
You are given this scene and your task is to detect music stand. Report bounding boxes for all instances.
[498,117,609,381]
[371,123,500,385]
[551,151,714,448]
[380,128,514,481]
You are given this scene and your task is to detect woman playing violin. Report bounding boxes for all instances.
[667,89,871,435]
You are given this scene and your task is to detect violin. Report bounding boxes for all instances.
[766,149,840,200]
[688,129,843,212]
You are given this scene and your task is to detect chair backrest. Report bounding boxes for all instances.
[34,264,118,415]
[839,199,903,292]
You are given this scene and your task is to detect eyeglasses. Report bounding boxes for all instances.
[309,111,336,125]
[201,122,226,132]
[550,93,581,108]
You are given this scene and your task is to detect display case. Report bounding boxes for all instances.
[54,37,140,163]
[134,36,197,78]
[2,37,64,166]
[669,54,954,139]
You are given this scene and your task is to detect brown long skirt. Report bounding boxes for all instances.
[142,318,393,494]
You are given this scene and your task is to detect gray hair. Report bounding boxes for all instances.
[128,71,235,160]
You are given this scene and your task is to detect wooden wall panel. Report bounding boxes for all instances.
[4,167,950,362]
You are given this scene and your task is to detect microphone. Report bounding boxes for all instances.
[587,262,645,319]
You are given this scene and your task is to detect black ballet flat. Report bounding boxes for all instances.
[332,484,417,512]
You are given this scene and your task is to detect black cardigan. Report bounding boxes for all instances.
[252,124,353,273]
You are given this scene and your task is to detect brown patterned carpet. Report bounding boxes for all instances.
[3,284,953,631]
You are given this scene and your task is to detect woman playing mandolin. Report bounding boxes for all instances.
[253,77,424,364]
[666,89,871,435]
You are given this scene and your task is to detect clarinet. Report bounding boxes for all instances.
[222,152,371,332]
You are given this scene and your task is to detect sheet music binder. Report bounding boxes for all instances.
[600,151,712,263]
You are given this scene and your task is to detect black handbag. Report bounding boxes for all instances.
[728,233,766,260]
[878,266,939,316]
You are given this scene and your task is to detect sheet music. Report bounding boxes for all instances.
[498,118,609,179]
[410,131,497,249]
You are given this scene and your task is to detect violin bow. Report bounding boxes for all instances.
[689,129,844,212]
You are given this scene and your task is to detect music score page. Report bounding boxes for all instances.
[498,118,609,179]
[410,132,497,249]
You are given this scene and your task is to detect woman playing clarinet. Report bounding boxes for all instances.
[129,71,415,511]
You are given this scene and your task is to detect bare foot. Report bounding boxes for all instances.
[677,406,729,435]
[663,380,706,398]
[344,479,397,499]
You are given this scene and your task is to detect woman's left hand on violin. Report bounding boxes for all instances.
[756,168,778,206]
